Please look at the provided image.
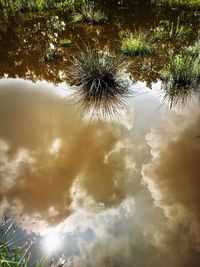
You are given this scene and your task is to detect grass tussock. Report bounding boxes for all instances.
[68,47,131,117]
[120,30,151,57]
[72,1,107,24]
[161,39,200,107]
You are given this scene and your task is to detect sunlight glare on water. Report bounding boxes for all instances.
[43,230,62,253]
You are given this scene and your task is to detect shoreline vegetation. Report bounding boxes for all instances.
[152,0,200,7]
[0,0,86,14]
[0,0,200,18]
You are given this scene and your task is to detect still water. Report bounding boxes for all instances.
[0,0,200,266]
[0,78,200,266]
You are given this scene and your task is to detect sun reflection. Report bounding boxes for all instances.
[43,231,62,253]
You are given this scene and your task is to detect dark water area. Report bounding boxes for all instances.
[0,1,200,267]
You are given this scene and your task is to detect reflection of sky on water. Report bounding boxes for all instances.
[0,78,200,266]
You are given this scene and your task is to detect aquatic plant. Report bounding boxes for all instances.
[59,38,72,47]
[161,50,200,107]
[120,30,151,57]
[72,1,107,24]
[152,20,191,42]
[68,47,131,117]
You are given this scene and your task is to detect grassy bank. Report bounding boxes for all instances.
[0,0,86,14]
[152,0,200,7]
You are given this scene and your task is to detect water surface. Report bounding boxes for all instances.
[0,1,200,266]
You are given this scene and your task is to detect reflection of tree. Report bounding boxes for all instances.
[0,13,68,83]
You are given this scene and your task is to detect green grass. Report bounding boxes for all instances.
[0,220,69,267]
[161,40,200,107]
[152,20,192,42]
[0,0,86,15]
[120,30,151,57]
[59,38,72,47]
[71,1,107,24]
[152,0,200,7]
[0,220,31,267]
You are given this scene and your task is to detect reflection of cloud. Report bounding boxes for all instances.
[142,108,200,259]
[0,139,34,192]
[1,79,200,267]
[48,138,62,155]
[0,79,133,226]
[58,105,200,267]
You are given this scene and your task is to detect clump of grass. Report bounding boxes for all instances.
[120,30,151,57]
[68,47,131,117]
[59,38,72,47]
[161,44,200,107]
[72,1,107,24]
[0,219,31,267]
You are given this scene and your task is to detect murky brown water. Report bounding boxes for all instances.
[0,1,200,266]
